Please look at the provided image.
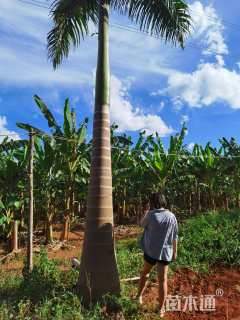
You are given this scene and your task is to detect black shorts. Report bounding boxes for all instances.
[144,252,170,266]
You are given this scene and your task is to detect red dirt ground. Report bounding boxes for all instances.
[1,226,240,320]
[0,225,141,271]
[142,266,240,320]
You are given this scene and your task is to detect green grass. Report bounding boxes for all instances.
[0,249,145,320]
[117,210,240,277]
[174,210,240,272]
[0,211,239,319]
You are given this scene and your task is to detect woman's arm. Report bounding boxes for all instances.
[172,220,178,260]
[139,211,149,227]
[172,239,178,260]
[139,202,151,227]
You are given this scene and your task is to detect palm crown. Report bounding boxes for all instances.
[48,0,191,68]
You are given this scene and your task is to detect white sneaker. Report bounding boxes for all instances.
[159,308,165,318]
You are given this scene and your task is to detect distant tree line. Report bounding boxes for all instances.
[1,97,239,246]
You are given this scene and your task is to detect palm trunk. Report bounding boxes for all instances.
[78,0,120,304]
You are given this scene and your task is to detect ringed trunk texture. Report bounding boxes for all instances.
[78,0,120,304]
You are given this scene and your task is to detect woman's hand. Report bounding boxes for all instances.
[143,202,150,213]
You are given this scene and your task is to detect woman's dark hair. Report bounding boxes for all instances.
[150,192,167,209]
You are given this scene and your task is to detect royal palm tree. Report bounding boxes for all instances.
[47,0,191,302]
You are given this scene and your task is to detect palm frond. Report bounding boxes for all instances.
[111,0,191,47]
[47,0,98,68]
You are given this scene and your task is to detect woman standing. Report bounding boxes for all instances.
[136,193,178,318]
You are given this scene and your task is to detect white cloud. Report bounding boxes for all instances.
[0,44,92,86]
[0,0,95,86]
[72,96,80,106]
[164,61,240,109]
[172,97,184,111]
[0,0,48,44]
[0,116,20,143]
[215,55,225,67]
[157,101,165,112]
[110,76,173,136]
[0,0,180,88]
[187,142,195,151]
[1,0,236,120]
[180,115,189,125]
[189,1,228,56]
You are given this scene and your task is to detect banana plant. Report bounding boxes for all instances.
[17,95,90,241]
[111,125,133,222]
[219,137,240,209]
[145,126,187,192]
[34,136,59,243]
[190,143,222,211]
[0,140,28,246]
[0,199,23,238]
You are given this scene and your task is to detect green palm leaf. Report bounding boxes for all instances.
[111,0,191,47]
[48,0,98,69]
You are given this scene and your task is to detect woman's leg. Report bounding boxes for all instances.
[136,260,153,304]
[157,262,169,313]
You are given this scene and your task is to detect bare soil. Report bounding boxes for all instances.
[141,266,240,320]
[0,224,141,271]
[1,225,240,320]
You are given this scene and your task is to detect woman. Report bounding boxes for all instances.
[136,193,178,318]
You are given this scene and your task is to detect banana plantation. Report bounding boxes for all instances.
[0,96,239,248]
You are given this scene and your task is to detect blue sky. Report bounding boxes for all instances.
[1,0,240,148]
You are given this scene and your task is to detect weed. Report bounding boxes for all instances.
[0,211,239,319]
